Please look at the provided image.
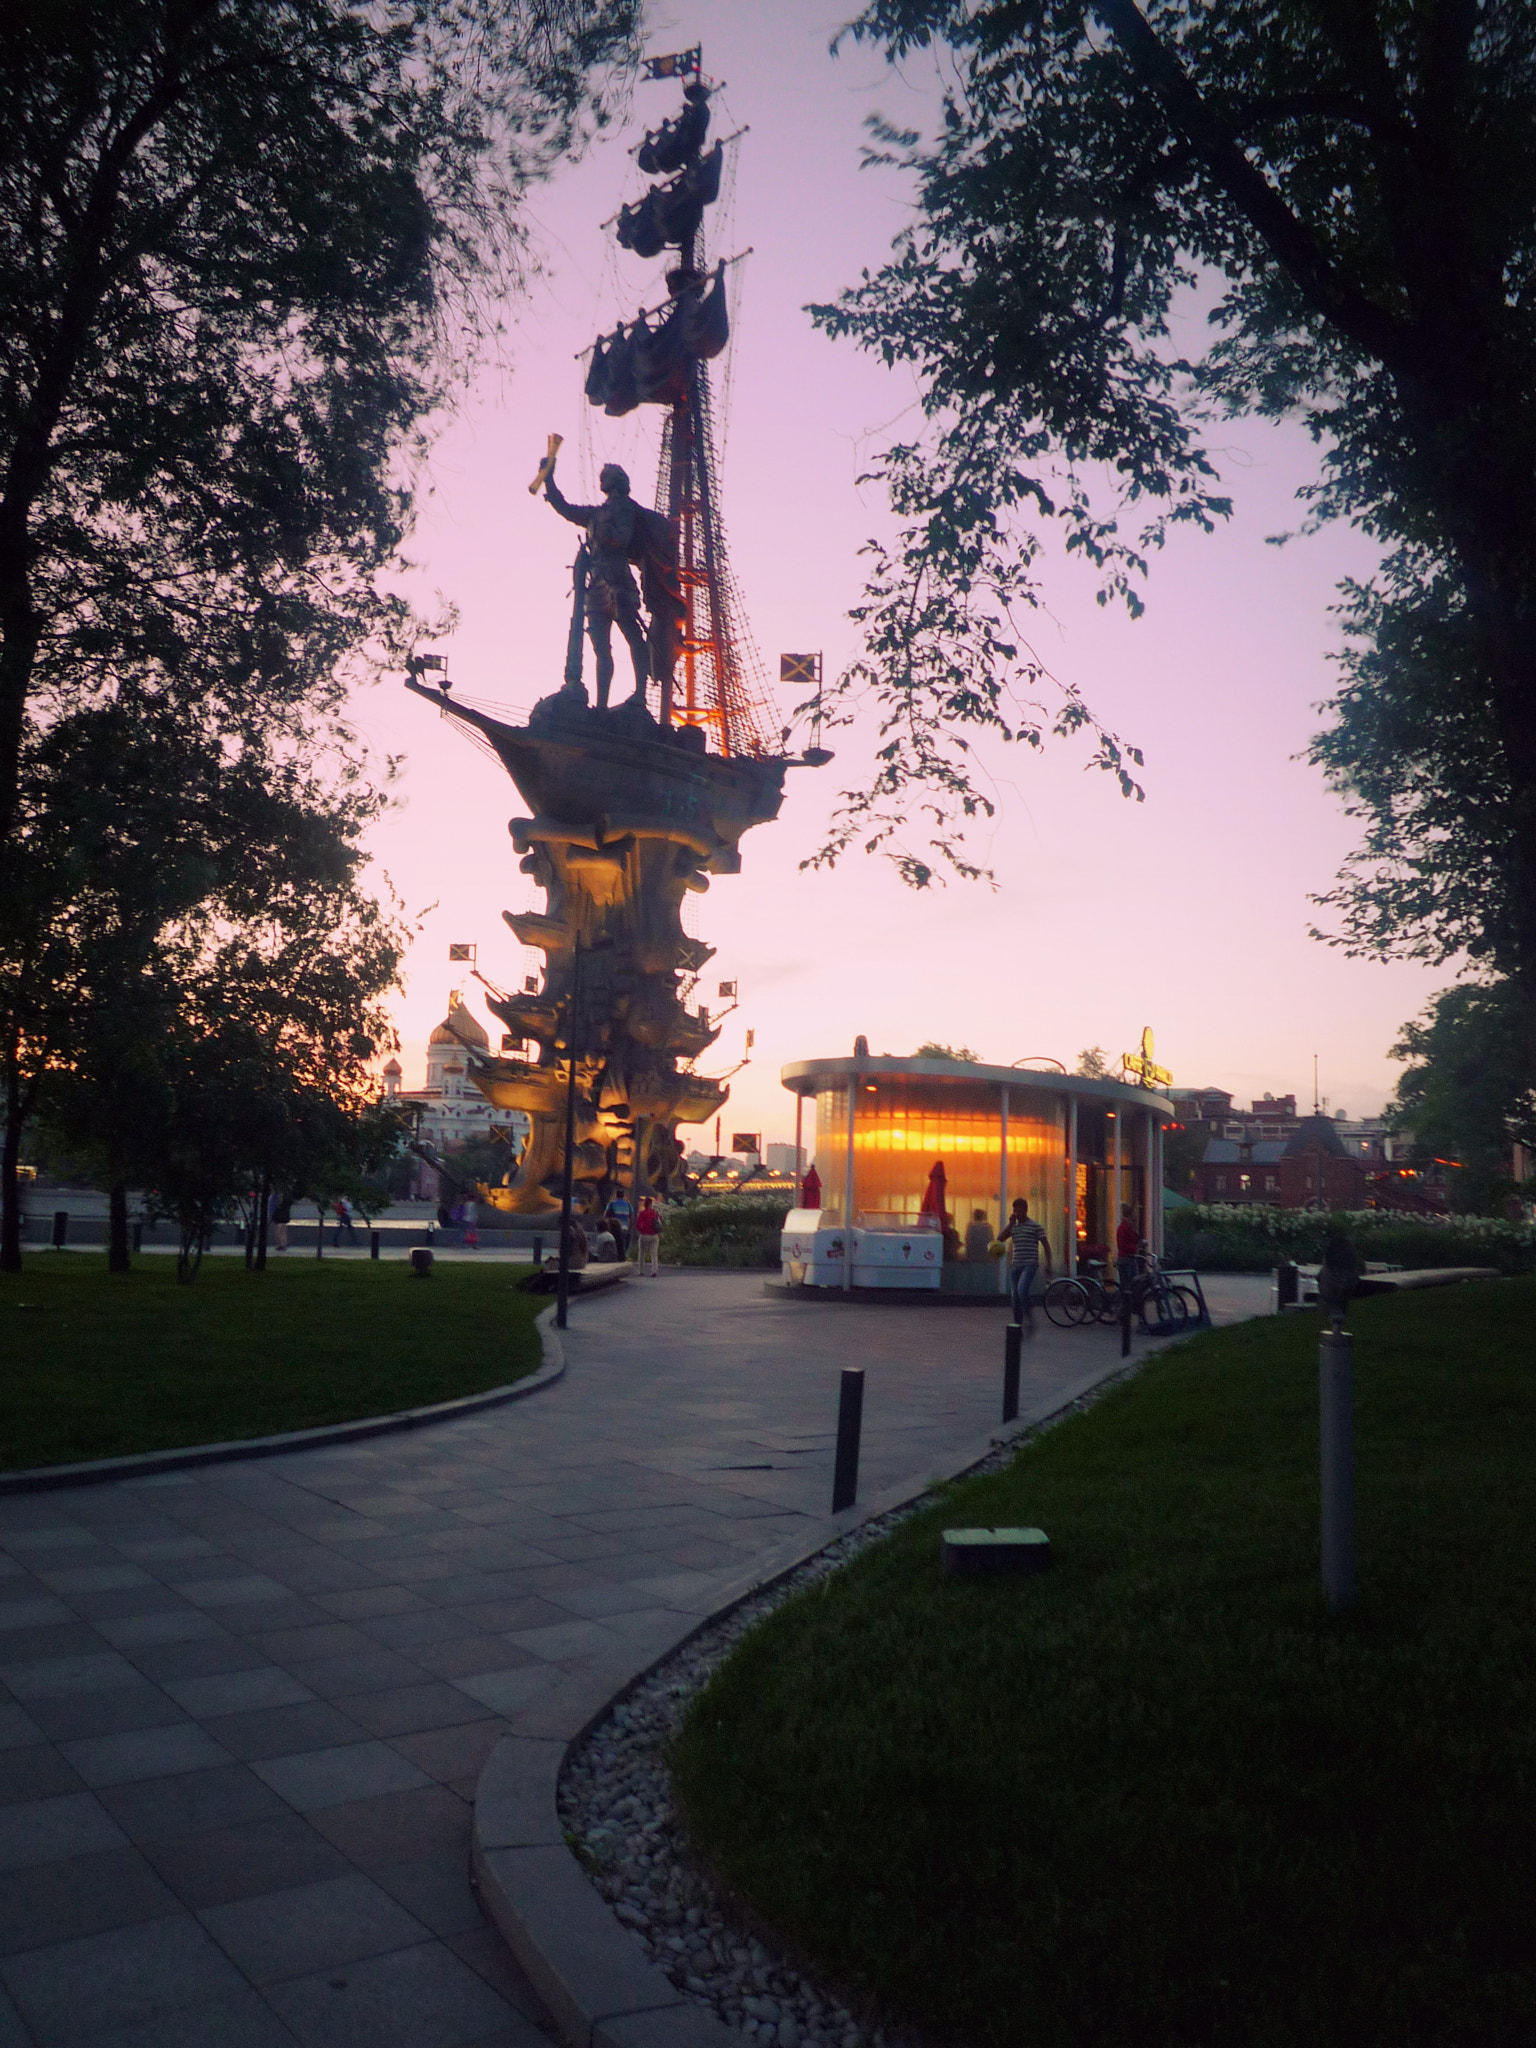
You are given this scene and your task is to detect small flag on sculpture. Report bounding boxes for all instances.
[643,47,700,79]
[779,653,819,685]
[718,980,738,997]
[732,1133,761,1155]
[448,943,474,962]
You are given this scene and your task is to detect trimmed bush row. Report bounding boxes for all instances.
[660,1196,794,1268]
[1165,1203,1536,1274]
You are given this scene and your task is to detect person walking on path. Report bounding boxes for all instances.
[334,1196,358,1247]
[635,1195,662,1277]
[1115,1203,1141,1293]
[1004,1197,1053,1328]
[606,1192,633,1256]
[270,1189,291,1252]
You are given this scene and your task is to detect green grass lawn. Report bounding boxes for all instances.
[0,1253,546,1471]
[672,1281,1536,2048]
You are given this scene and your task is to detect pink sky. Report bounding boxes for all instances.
[350,1,1449,1157]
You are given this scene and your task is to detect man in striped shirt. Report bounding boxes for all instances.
[1006,1198,1053,1328]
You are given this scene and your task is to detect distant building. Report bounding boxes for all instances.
[1197,1114,1396,1209]
[388,995,516,1156]
[765,1143,806,1174]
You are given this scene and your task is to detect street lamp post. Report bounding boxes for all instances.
[555,939,585,1332]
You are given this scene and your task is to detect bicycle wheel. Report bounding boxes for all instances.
[1044,1278,1088,1328]
[1094,1282,1122,1325]
[1170,1286,1202,1328]
[1139,1285,1183,1334]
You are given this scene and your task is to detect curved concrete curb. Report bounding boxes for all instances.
[469,1384,1105,2048]
[0,1304,567,1495]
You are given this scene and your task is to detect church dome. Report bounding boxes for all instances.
[382,1058,403,1077]
[428,998,490,1050]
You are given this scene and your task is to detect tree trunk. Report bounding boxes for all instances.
[0,1056,24,1274]
[315,1202,324,1258]
[255,1173,269,1273]
[107,1182,130,1274]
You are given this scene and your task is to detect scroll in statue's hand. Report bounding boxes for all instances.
[528,432,563,496]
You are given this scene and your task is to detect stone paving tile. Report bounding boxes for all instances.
[100,1764,292,1846]
[258,1732,419,1802]
[124,1636,271,1686]
[21,1686,188,1746]
[0,1708,42,1754]
[95,1611,227,1650]
[334,1685,492,1741]
[0,1844,178,1956]
[306,1785,473,1874]
[139,1811,354,1912]
[198,1871,429,1986]
[309,1588,430,1622]
[385,1720,505,1785]
[205,1695,362,1753]
[0,1912,249,2041]
[162,1669,314,1718]
[0,1600,76,1634]
[0,1650,148,1699]
[61,1724,232,1789]
[265,1937,515,2048]
[86,1984,305,2047]
[0,1790,128,1871]
[246,1624,379,1665]
[0,1745,82,1805]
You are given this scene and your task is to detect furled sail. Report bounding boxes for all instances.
[583,263,729,417]
[637,83,710,175]
[614,142,724,259]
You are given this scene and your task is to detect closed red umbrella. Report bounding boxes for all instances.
[919,1159,947,1228]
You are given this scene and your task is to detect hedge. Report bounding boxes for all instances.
[1164,1203,1536,1275]
[660,1196,793,1268]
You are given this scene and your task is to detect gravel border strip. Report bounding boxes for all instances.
[472,1348,1153,2048]
[0,1303,567,1494]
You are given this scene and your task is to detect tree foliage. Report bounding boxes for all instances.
[0,0,637,869]
[813,0,1536,991]
[1389,981,1536,1215]
[4,697,412,1271]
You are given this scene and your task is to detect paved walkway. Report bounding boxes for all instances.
[0,1271,1269,2047]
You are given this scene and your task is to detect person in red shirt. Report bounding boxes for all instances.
[1115,1204,1142,1292]
[634,1195,662,1277]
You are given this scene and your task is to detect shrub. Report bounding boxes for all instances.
[1164,1204,1536,1274]
[659,1196,793,1268]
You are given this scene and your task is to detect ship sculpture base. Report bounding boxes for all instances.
[407,679,785,1218]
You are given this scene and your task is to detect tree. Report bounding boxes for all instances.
[1389,981,1536,1215]
[812,1,1536,1025]
[1074,1047,1111,1079]
[915,1039,982,1061]
[0,0,637,884]
[4,697,411,1270]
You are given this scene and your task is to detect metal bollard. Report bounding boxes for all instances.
[1003,1323,1021,1424]
[410,1248,434,1279]
[370,1231,380,1261]
[51,1210,68,1250]
[1121,1281,1132,1359]
[1320,1328,1355,1609]
[831,1367,865,1513]
[131,1220,143,1255]
[532,1234,543,1268]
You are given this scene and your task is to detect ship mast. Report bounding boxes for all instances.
[585,48,775,758]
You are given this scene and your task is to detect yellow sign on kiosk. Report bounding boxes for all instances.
[1121,1026,1171,1091]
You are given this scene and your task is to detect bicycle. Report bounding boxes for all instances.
[1132,1253,1200,1334]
